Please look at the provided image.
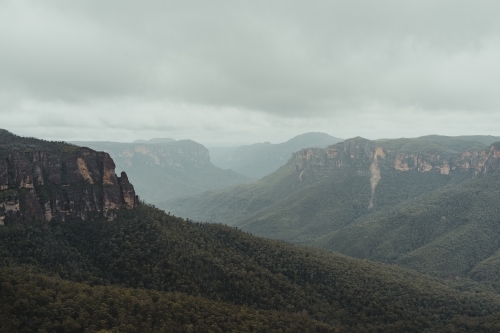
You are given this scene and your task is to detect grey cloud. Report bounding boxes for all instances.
[1,0,500,142]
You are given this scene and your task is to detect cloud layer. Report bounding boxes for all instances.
[1,0,499,142]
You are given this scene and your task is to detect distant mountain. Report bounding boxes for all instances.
[3,130,500,331]
[132,137,176,144]
[161,136,500,281]
[72,140,251,203]
[420,134,500,147]
[209,132,343,179]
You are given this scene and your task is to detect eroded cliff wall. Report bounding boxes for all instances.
[292,138,500,209]
[0,130,138,224]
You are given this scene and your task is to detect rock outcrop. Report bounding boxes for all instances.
[0,129,138,224]
[292,137,500,208]
[70,140,251,203]
[293,137,500,176]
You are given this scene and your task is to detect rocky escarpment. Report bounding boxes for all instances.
[292,137,500,208]
[293,137,500,176]
[0,130,138,224]
[72,139,211,171]
[208,132,343,179]
[72,140,251,203]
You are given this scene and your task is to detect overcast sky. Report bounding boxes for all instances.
[1,0,500,144]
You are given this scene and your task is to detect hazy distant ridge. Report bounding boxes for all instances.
[161,135,500,281]
[209,132,343,179]
[72,139,251,203]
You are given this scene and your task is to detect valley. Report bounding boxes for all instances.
[72,140,252,203]
[2,129,500,331]
[5,2,500,331]
[161,135,500,284]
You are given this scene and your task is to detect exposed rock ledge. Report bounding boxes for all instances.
[0,130,138,223]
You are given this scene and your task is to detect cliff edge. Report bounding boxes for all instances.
[0,129,138,224]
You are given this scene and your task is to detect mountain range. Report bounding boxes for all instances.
[208,132,343,179]
[161,135,500,283]
[2,129,500,331]
[71,140,251,203]
[132,137,176,144]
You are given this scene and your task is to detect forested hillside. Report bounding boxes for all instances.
[161,136,495,240]
[0,268,331,333]
[2,205,500,331]
[319,171,500,280]
[161,136,500,282]
[3,131,500,331]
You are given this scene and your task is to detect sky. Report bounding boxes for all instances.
[1,0,500,145]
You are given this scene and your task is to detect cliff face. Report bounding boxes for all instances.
[208,132,343,179]
[292,137,500,176]
[292,137,500,209]
[71,140,251,203]
[0,130,138,224]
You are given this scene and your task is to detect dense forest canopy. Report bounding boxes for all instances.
[2,205,500,331]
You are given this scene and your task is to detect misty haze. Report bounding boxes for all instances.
[2,1,500,332]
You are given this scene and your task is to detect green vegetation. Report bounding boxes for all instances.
[419,135,500,147]
[160,156,460,243]
[376,136,487,158]
[4,131,500,331]
[2,205,500,331]
[320,172,500,281]
[417,135,495,151]
[0,129,76,154]
[161,135,500,285]
[0,268,330,333]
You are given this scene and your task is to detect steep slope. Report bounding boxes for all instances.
[2,205,500,331]
[319,171,500,280]
[72,140,251,203]
[0,129,137,223]
[3,131,500,331]
[163,136,500,282]
[162,136,494,242]
[209,132,343,179]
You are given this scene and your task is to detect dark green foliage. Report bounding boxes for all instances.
[162,135,500,283]
[425,135,500,147]
[376,136,487,158]
[0,129,76,154]
[161,164,460,243]
[321,172,500,280]
[2,205,500,331]
[416,135,493,152]
[0,268,332,333]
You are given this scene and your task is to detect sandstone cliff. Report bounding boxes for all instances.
[292,137,500,209]
[209,132,343,179]
[71,140,251,203]
[0,129,138,224]
[292,137,500,176]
